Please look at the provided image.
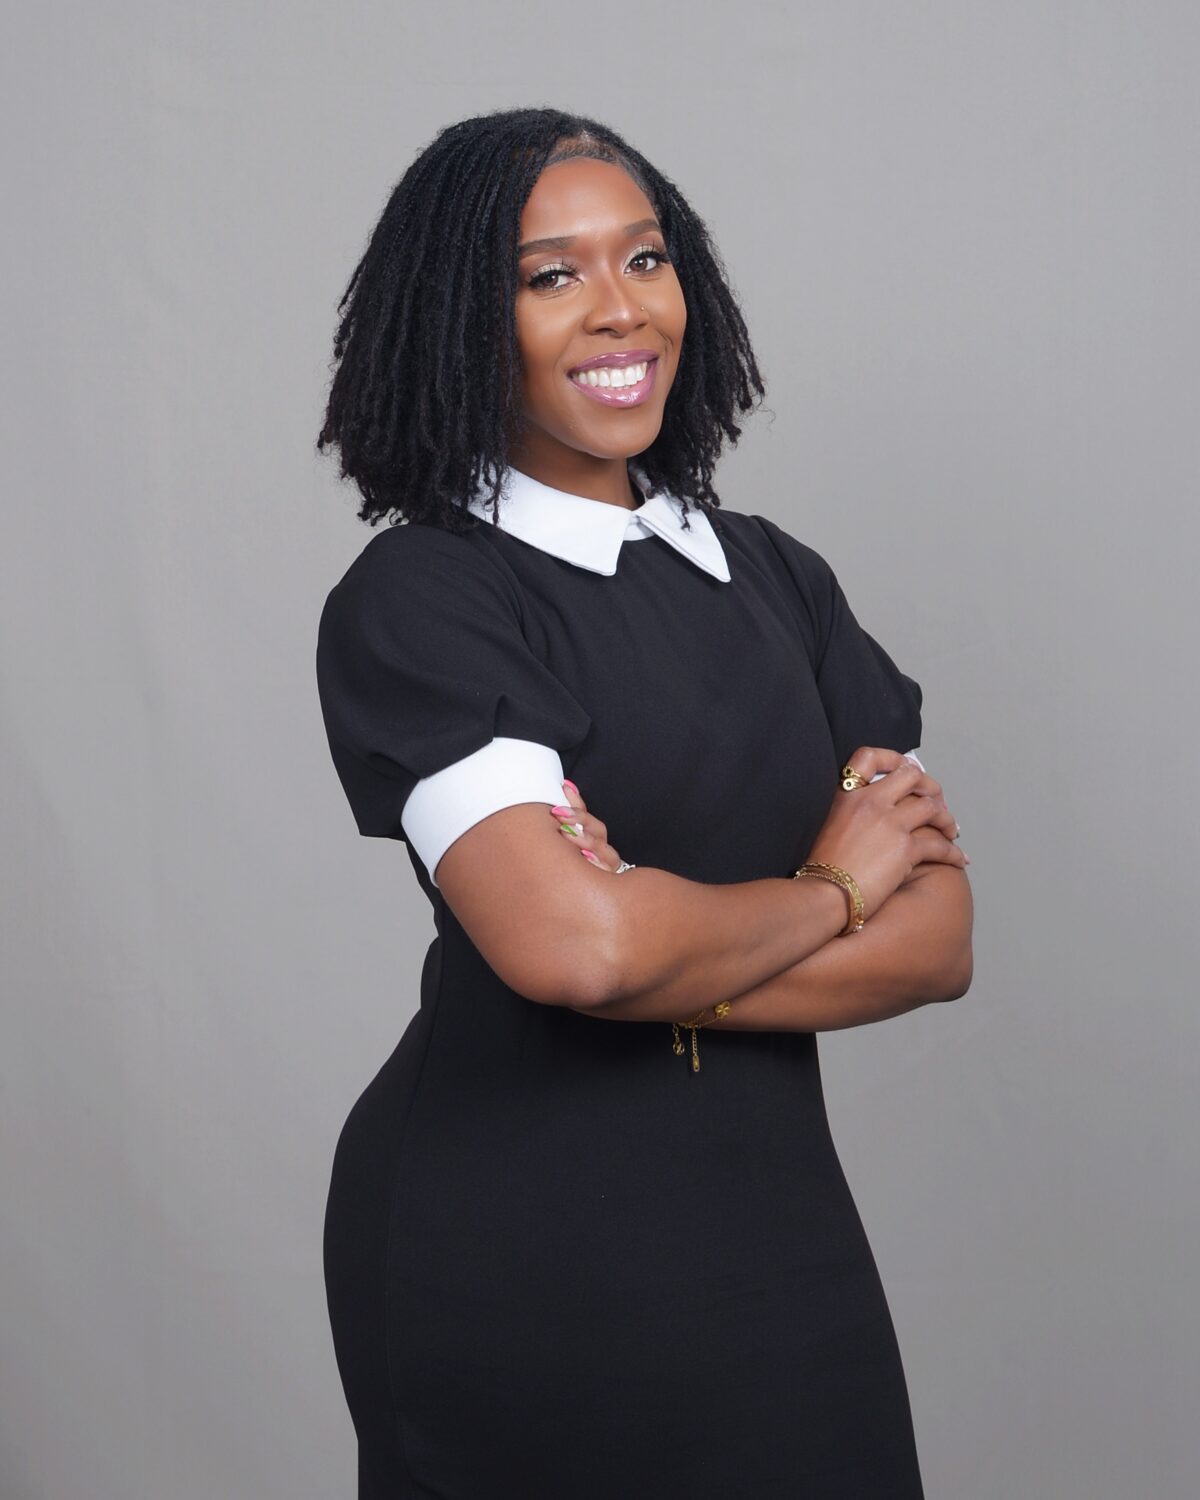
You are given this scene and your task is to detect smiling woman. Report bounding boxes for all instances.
[317,111,763,531]
[512,164,685,454]
[314,105,968,1499]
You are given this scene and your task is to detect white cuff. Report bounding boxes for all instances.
[401,736,569,888]
[869,748,924,782]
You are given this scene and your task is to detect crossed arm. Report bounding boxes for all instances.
[436,760,975,1034]
[578,861,974,1033]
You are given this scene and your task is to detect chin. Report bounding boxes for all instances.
[576,420,665,459]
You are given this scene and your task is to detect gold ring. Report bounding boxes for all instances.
[841,763,868,792]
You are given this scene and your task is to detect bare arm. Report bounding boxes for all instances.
[581,862,974,1032]
[435,808,852,1011]
[434,748,956,1017]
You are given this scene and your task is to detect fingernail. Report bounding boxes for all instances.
[559,821,583,837]
[550,804,573,816]
[563,779,579,795]
[581,848,600,863]
[964,854,972,864]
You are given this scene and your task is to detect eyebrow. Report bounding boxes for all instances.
[517,218,663,258]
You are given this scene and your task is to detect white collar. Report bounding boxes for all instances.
[463,462,732,583]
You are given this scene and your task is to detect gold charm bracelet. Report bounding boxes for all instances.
[670,1001,733,1074]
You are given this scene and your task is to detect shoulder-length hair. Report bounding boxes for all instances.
[317,106,765,531]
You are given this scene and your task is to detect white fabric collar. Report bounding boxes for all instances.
[463,462,732,583]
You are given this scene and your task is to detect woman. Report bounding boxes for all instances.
[315,106,973,1498]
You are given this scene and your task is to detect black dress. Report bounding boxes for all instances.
[315,498,926,1498]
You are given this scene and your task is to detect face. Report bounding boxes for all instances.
[509,156,687,485]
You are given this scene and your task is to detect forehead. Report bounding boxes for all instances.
[519,157,655,238]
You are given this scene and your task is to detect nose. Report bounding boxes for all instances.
[581,267,648,336]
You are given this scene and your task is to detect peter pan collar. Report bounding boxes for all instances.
[463,462,732,583]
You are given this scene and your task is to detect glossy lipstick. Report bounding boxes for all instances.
[567,355,659,408]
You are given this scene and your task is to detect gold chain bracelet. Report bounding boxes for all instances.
[670,1001,732,1074]
[792,861,866,935]
[667,862,862,1074]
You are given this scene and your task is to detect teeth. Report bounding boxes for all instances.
[572,361,649,389]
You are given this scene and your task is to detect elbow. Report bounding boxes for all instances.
[932,873,975,1003]
[543,884,633,1011]
[938,943,974,1003]
[501,937,619,1011]
[502,900,626,1013]
[548,945,622,1011]
[551,927,626,1011]
[468,860,664,1012]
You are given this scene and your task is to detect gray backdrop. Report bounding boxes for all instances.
[4,3,1197,1496]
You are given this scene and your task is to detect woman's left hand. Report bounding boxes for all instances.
[548,782,628,872]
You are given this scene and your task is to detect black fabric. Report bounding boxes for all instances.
[315,506,926,1497]
[751,514,924,771]
[316,525,593,841]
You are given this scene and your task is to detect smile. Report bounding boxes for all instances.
[568,358,658,407]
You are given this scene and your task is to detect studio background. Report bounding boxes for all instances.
[3,3,1196,1496]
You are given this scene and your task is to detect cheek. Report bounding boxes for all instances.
[670,284,688,340]
[514,304,540,368]
[648,280,687,355]
[513,329,568,424]
[524,357,564,408]
[516,309,564,387]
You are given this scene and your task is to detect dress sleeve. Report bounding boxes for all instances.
[752,515,924,768]
[315,525,592,885]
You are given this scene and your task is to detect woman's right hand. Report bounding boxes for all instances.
[804,747,968,920]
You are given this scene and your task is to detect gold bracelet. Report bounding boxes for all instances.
[670,1000,732,1074]
[792,861,865,935]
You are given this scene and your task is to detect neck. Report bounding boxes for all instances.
[505,443,642,511]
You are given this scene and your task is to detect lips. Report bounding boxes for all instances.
[568,348,660,374]
[566,347,662,410]
[567,356,660,409]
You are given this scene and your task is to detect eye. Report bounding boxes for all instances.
[628,242,672,274]
[526,259,579,292]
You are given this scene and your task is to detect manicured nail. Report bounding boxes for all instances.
[964,853,972,864]
[563,779,579,795]
[581,848,600,863]
[550,804,573,817]
[559,821,583,837]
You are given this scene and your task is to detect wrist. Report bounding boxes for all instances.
[792,865,855,941]
[792,862,866,936]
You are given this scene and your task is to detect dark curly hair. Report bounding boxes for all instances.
[316,105,766,533]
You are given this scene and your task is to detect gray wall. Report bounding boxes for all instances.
[3,3,1196,1495]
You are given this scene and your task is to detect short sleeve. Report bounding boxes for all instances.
[752,515,924,768]
[315,525,592,883]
